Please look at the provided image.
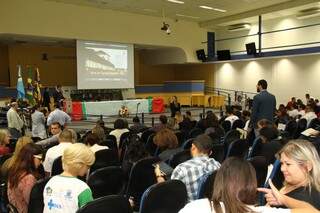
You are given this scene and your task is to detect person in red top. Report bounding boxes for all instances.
[0,129,11,155]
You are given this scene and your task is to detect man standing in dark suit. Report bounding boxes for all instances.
[250,79,276,130]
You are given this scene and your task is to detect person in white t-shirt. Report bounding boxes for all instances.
[43,129,74,176]
[84,132,108,153]
[179,157,318,213]
[224,107,239,127]
[43,143,95,213]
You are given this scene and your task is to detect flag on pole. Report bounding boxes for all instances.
[26,66,35,105]
[34,67,42,103]
[16,65,25,99]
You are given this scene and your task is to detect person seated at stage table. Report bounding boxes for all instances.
[109,119,129,147]
[151,115,168,132]
[129,116,146,133]
[260,140,320,210]
[47,103,71,128]
[36,122,62,149]
[154,128,182,162]
[85,132,108,153]
[170,96,181,118]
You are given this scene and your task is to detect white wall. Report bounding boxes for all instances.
[214,54,320,105]
[216,15,320,53]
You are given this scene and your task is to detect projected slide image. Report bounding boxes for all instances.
[77,40,134,89]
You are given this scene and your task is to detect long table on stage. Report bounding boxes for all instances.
[82,99,149,117]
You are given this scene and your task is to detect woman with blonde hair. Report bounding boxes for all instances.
[0,129,11,155]
[1,136,33,181]
[261,140,320,209]
[43,143,95,213]
[179,157,319,213]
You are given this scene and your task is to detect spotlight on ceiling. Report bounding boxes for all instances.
[161,22,171,35]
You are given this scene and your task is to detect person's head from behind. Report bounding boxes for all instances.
[242,110,251,120]
[132,116,140,124]
[276,140,320,191]
[96,119,105,128]
[62,143,95,177]
[291,97,296,103]
[58,129,74,143]
[257,119,273,130]
[306,93,310,99]
[191,134,214,157]
[85,133,100,147]
[50,122,62,135]
[10,136,33,164]
[114,118,126,130]
[212,157,257,213]
[226,106,234,116]
[159,115,167,125]
[153,128,178,150]
[8,143,43,188]
[0,129,10,146]
[126,136,149,163]
[185,111,192,119]
[256,79,268,92]
[92,126,105,142]
[259,127,278,143]
[305,104,315,113]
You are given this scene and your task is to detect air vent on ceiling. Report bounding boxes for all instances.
[227,23,251,32]
[296,7,320,19]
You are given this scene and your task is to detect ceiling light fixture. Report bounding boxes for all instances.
[167,0,184,4]
[176,14,200,19]
[199,5,226,12]
[227,23,251,31]
[296,7,320,19]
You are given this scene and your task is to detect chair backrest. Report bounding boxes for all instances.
[140,180,187,213]
[169,150,192,169]
[284,120,297,139]
[145,134,157,156]
[232,119,245,130]
[87,166,124,199]
[197,170,217,199]
[225,139,249,159]
[90,149,119,173]
[76,195,132,213]
[247,156,268,187]
[247,137,262,159]
[141,129,155,144]
[295,118,307,138]
[182,138,194,150]
[101,139,118,151]
[125,157,159,209]
[51,156,63,176]
[106,134,117,144]
[221,120,231,133]
[188,128,203,139]
[308,118,320,129]
[210,143,224,163]
[28,177,51,213]
[119,132,131,147]
[223,129,241,147]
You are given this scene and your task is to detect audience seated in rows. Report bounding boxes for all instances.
[36,122,62,149]
[85,133,108,153]
[196,111,219,131]
[96,119,113,135]
[7,143,43,213]
[154,128,182,162]
[43,129,74,176]
[1,136,32,182]
[301,104,317,127]
[0,129,11,156]
[43,143,95,212]
[155,134,220,201]
[109,119,129,146]
[179,111,195,133]
[179,157,318,213]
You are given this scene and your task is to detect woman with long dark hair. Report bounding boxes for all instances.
[7,143,43,213]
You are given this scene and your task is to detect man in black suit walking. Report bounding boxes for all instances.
[250,79,276,131]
